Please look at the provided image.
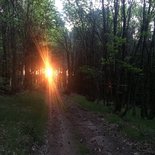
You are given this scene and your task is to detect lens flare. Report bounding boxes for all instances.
[30,33,64,112]
[45,67,53,78]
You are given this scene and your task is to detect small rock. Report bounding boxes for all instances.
[101,118,105,121]
[80,138,83,143]
[98,148,101,152]
[123,139,127,143]
[32,145,36,151]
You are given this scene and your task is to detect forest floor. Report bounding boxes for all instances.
[37,93,155,155]
[0,91,47,154]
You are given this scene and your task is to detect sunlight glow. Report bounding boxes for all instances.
[45,67,53,78]
[31,31,64,110]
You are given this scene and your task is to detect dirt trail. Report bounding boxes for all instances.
[37,94,154,155]
[46,99,79,155]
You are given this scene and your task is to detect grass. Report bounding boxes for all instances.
[73,95,111,113]
[73,129,90,155]
[0,91,48,154]
[78,143,90,155]
[73,94,155,144]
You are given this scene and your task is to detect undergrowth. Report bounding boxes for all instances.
[0,91,47,154]
[73,94,155,144]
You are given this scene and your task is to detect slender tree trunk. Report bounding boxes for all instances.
[10,0,17,92]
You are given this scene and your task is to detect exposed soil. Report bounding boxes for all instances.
[36,94,155,155]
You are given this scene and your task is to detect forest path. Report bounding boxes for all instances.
[44,94,79,155]
[38,94,152,155]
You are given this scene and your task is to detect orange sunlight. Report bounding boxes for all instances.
[31,34,64,112]
[45,66,53,79]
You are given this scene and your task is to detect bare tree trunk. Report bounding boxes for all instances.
[10,0,17,92]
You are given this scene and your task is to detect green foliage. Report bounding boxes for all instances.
[118,61,143,74]
[0,91,47,154]
[79,65,99,79]
[106,42,116,54]
[141,31,150,37]
[123,108,155,141]
[114,36,126,47]
[101,36,127,66]
[63,0,89,27]
[101,57,114,65]
[73,94,111,114]
[106,114,122,124]
[32,0,57,27]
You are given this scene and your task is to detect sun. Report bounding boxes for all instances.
[45,67,53,78]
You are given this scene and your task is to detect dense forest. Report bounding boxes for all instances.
[0,0,155,120]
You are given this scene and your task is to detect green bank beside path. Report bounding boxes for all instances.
[0,91,47,154]
[72,94,155,145]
